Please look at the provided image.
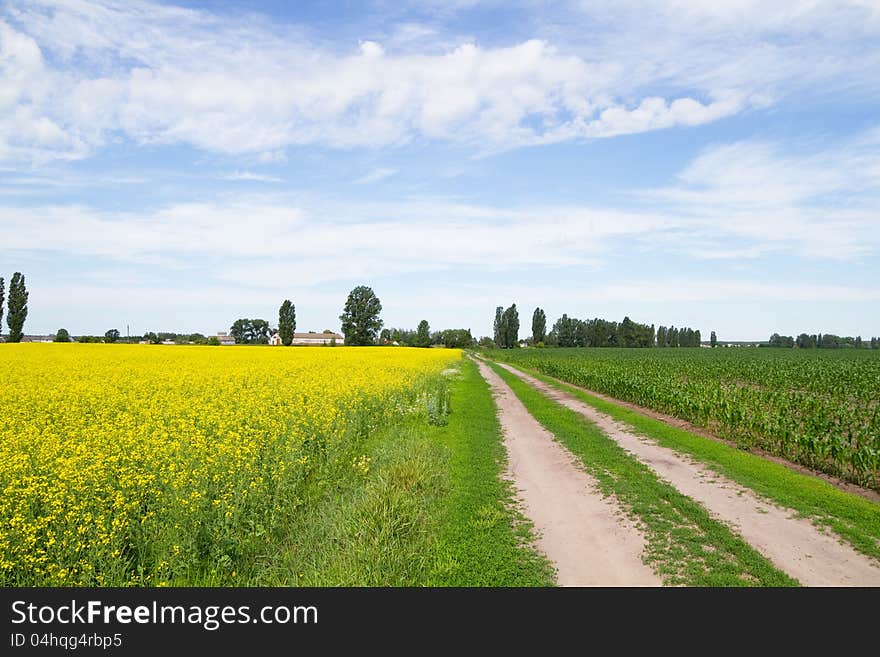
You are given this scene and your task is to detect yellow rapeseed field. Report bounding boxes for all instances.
[0,343,461,586]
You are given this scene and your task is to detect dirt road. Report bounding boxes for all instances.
[474,358,661,586]
[495,362,880,586]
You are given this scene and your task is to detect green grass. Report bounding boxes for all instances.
[427,358,555,586]
[251,358,554,586]
[503,363,880,563]
[488,361,797,586]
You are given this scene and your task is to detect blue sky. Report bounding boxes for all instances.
[1,0,878,340]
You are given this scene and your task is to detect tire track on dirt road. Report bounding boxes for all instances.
[474,358,661,586]
[496,362,880,586]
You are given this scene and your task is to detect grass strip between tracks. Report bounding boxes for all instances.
[499,361,880,563]
[489,361,797,586]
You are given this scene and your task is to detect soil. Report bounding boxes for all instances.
[497,362,880,586]
[474,358,661,587]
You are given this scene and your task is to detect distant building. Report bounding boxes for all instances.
[292,332,342,346]
[269,332,283,346]
[215,331,236,346]
[21,335,54,343]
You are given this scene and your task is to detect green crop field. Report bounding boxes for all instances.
[489,348,880,489]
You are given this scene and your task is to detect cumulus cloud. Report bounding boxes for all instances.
[1,0,830,164]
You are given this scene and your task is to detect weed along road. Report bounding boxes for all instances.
[473,357,660,586]
[474,355,880,587]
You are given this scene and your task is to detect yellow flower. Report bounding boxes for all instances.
[0,343,460,585]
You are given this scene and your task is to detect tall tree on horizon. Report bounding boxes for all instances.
[619,316,636,347]
[6,272,28,343]
[531,307,546,344]
[278,299,296,346]
[416,319,431,347]
[493,306,503,346]
[0,276,4,337]
[501,303,519,348]
[340,285,383,346]
[710,330,717,348]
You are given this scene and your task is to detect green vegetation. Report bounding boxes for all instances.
[773,332,879,349]
[541,313,700,348]
[439,328,474,348]
[488,361,795,586]
[230,318,271,344]
[416,319,431,347]
[278,299,296,346]
[531,307,546,345]
[490,347,880,488]
[6,272,28,343]
[492,303,520,348]
[501,363,880,562]
[340,285,384,346]
[259,358,554,586]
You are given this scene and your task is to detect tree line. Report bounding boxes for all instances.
[487,304,701,348]
[768,332,880,349]
[0,281,473,349]
[229,287,472,348]
[7,274,875,352]
[379,324,474,348]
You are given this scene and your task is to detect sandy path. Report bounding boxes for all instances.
[497,362,880,586]
[474,358,660,586]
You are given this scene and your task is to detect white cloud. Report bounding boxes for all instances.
[3,125,879,279]
[562,0,880,94]
[353,168,398,184]
[221,171,284,183]
[0,20,88,163]
[633,127,880,260]
[4,139,878,286]
[577,93,745,140]
[5,0,855,163]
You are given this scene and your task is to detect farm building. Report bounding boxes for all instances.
[269,333,282,346]
[21,335,55,343]
[215,332,236,346]
[292,332,342,346]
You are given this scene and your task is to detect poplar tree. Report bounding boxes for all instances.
[6,272,28,343]
[532,307,546,344]
[278,299,296,346]
[501,304,519,348]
